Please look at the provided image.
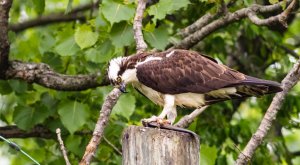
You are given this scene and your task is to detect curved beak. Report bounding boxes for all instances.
[119,82,127,93]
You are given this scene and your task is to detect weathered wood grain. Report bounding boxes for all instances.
[122,126,200,165]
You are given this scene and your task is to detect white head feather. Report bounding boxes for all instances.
[108,57,124,81]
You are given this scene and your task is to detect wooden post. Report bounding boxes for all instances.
[122,126,200,165]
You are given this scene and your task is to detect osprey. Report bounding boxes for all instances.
[108,50,282,124]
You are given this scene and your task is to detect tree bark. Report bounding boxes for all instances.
[122,126,200,165]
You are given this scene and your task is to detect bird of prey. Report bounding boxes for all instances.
[107,49,282,124]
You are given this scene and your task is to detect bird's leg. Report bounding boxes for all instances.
[142,95,176,125]
[166,108,177,125]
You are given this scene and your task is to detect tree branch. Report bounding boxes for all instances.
[235,55,300,164]
[9,13,86,33]
[247,0,296,27]
[56,128,71,165]
[9,0,101,32]
[133,0,148,53]
[0,125,92,139]
[173,0,294,49]
[103,136,122,156]
[0,0,12,78]
[175,106,208,128]
[80,88,122,165]
[0,125,54,139]
[179,0,230,38]
[3,60,109,91]
[292,151,300,157]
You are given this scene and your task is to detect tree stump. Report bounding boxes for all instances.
[122,126,200,165]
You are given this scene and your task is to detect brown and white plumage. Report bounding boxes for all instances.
[108,49,282,124]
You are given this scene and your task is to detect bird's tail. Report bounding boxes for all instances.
[237,75,282,96]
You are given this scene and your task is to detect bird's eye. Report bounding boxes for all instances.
[116,76,122,83]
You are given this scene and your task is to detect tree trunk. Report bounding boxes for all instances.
[122,126,200,165]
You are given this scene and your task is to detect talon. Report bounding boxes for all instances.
[141,116,171,127]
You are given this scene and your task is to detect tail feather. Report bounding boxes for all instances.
[241,75,282,94]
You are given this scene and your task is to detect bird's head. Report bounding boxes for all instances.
[107,56,138,93]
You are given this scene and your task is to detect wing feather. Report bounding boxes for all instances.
[136,50,246,94]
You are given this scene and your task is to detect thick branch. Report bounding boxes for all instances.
[235,56,300,164]
[80,88,122,165]
[3,60,109,91]
[0,0,12,78]
[174,0,293,49]
[9,0,101,32]
[133,0,147,53]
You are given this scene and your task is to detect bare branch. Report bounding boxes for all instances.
[103,136,122,156]
[80,88,122,165]
[179,13,215,38]
[235,56,300,164]
[133,0,148,53]
[56,128,71,165]
[247,0,296,27]
[0,125,92,139]
[173,0,293,49]
[175,106,208,128]
[0,125,53,139]
[0,0,12,78]
[9,0,101,32]
[9,13,86,33]
[3,60,109,91]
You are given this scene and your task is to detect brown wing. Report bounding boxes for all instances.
[136,50,247,94]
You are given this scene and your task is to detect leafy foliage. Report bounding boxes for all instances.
[0,0,300,164]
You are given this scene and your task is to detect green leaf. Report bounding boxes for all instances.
[32,0,45,15]
[85,39,114,63]
[0,80,12,95]
[144,26,169,50]
[39,32,55,54]
[200,144,218,165]
[269,0,279,4]
[13,104,52,130]
[9,80,28,94]
[58,101,89,134]
[101,0,135,25]
[112,94,135,120]
[66,135,84,156]
[110,22,134,48]
[54,27,80,56]
[54,37,80,56]
[148,0,190,23]
[75,25,99,49]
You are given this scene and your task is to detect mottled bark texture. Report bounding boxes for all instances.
[0,0,12,78]
[4,61,109,91]
[133,0,148,53]
[80,88,122,165]
[122,126,200,165]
